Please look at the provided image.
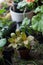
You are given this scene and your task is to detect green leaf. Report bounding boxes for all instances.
[34,6,41,13]
[0,38,6,47]
[41,5,43,13]
[35,0,38,2]
[20,17,30,32]
[0,7,6,14]
[31,13,43,34]
[0,21,3,28]
[14,0,20,3]
[17,1,27,9]
[22,17,30,26]
[34,5,43,13]
[32,23,38,30]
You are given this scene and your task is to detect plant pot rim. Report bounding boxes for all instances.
[10,7,33,14]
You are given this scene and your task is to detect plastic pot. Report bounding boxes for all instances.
[10,7,34,22]
[18,47,30,59]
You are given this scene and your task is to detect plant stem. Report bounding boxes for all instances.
[23,7,27,19]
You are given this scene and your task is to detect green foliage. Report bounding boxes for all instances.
[0,32,2,38]
[0,21,3,28]
[0,7,6,15]
[14,0,21,3]
[1,2,8,8]
[31,13,43,34]
[34,5,43,13]
[35,0,38,2]
[0,17,12,38]
[0,18,12,29]
[17,1,27,9]
[0,38,6,47]
[20,17,33,35]
[20,17,30,32]
[21,17,30,26]
[17,0,38,11]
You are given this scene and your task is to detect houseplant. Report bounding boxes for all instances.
[10,0,38,22]
[0,14,16,38]
[7,26,39,59]
[19,15,43,44]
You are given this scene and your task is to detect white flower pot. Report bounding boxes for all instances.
[10,7,33,22]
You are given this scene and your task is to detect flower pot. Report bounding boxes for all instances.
[10,7,34,22]
[18,47,30,59]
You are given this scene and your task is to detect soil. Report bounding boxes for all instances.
[11,7,30,13]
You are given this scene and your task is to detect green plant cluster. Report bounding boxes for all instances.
[17,0,38,11]
[31,5,43,34]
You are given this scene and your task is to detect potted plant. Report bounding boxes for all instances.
[8,26,38,59]
[0,15,16,38]
[10,0,38,22]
